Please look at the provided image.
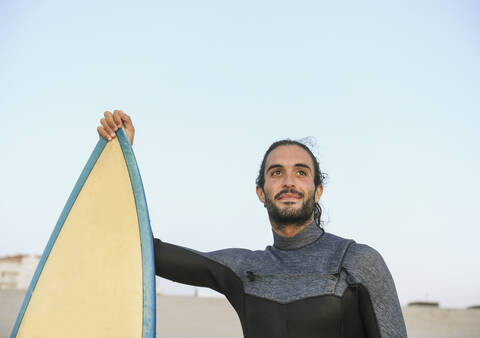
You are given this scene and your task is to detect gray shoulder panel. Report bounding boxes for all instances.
[343,243,408,338]
[321,233,355,274]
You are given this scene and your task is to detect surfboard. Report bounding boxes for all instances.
[10,128,156,338]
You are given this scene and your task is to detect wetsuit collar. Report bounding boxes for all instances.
[272,221,324,250]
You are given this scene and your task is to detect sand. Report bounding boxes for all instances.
[403,305,480,338]
[2,290,479,338]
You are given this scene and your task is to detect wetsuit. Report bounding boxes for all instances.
[154,222,407,338]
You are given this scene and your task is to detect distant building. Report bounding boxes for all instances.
[407,301,439,308]
[0,254,40,290]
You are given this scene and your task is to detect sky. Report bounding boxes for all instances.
[1,1,479,308]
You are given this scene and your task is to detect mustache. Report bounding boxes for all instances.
[274,188,304,200]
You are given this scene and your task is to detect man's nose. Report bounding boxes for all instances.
[282,172,296,187]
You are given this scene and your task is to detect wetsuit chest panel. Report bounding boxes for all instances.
[244,286,365,338]
[244,272,338,303]
[234,233,353,303]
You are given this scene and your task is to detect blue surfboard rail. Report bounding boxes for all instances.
[11,129,156,338]
[117,128,157,338]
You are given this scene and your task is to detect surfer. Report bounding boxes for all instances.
[98,110,407,338]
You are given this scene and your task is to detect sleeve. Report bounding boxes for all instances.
[153,238,245,310]
[343,243,407,338]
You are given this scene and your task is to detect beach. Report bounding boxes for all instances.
[2,290,479,337]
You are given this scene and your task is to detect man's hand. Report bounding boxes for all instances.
[97,110,135,145]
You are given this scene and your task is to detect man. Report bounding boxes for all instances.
[98,110,407,338]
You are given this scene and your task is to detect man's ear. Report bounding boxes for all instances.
[314,185,323,203]
[256,186,266,204]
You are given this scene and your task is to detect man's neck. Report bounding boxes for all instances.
[270,216,314,238]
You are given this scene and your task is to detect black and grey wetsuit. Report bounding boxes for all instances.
[154,222,407,338]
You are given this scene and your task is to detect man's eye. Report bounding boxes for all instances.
[271,170,281,176]
[297,170,307,176]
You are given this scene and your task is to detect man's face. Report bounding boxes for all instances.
[256,145,323,228]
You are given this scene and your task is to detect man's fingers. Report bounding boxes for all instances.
[100,118,116,138]
[113,109,133,129]
[97,109,133,142]
[112,110,123,128]
[97,109,134,145]
[97,126,112,141]
[104,111,118,131]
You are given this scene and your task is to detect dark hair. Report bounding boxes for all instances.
[256,139,327,227]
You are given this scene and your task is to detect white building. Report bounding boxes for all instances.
[0,254,40,290]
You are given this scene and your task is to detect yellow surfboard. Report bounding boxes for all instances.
[11,129,156,338]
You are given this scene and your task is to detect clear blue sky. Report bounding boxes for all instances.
[1,1,479,308]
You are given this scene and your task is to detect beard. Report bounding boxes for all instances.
[264,188,315,229]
